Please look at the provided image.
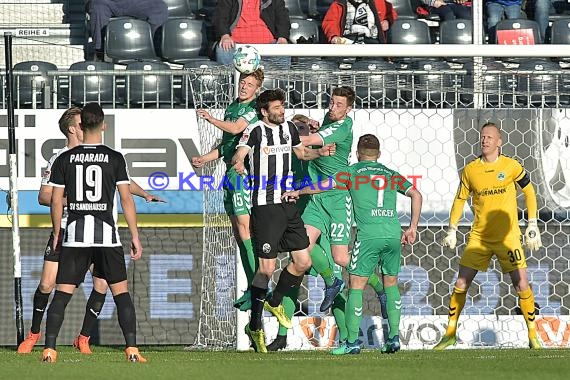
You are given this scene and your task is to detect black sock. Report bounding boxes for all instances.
[80,290,106,337]
[31,287,50,334]
[249,286,267,331]
[44,290,72,349]
[268,268,304,307]
[114,292,137,347]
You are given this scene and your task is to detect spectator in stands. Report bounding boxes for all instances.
[87,0,168,59]
[421,0,472,22]
[485,0,523,42]
[532,0,554,43]
[321,0,398,44]
[212,0,291,66]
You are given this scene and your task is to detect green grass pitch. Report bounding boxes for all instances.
[1,346,568,380]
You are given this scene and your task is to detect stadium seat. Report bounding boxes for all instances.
[460,60,514,107]
[125,61,176,107]
[316,0,334,16]
[161,17,206,63]
[13,61,58,108]
[389,19,431,44]
[289,58,337,108]
[285,0,306,19]
[289,19,320,44]
[389,0,418,19]
[440,19,473,45]
[517,59,562,107]
[495,18,541,45]
[403,60,454,108]
[351,59,398,108]
[163,0,193,17]
[182,58,225,107]
[550,19,570,45]
[68,61,118,106]
[105,17,158,64]
[302,0,319,18]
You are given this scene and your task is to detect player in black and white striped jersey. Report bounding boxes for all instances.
[41,103,146,363]
[232,89,313,353]
[17,107,162,356]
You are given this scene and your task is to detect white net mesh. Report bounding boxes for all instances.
[190,57,570,349]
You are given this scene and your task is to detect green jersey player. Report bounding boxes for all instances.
[284,134,423,355]
[298,86,355,312]
[192,69,264,309]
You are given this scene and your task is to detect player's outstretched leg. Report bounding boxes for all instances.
[113,292,147,362]
[433,286,466,350]
[332,292,348,344]
[517,288,541,349]
[331,289,362,355]
[267,287,298,351]
[74,289,106,354]
[248,276,269,353]
[264,266,305,329]
[42,290,73,363]
[18,288,51,354]
[367,274,388,319]
[380,285,401,354]
[310,243,344,312]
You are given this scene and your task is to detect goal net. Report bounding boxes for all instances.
[192,44,570,350]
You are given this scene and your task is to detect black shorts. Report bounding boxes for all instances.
[56,245,127,286]
[43,230,65,262]
[251,203,309,259]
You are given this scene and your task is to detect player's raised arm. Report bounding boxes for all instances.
[197,109,251,135]
[118,183,142,260]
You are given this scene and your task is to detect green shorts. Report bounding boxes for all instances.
[348,238,402,277]
[223,167,250,217]
[302,191,353,245]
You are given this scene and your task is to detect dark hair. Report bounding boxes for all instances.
[291,114,310,136]
[357,134,380,155]
[58,107,82,137]
[256,88,286,115]
[332,86,355,107]
[240,68,264,87]
[81,102,105,132]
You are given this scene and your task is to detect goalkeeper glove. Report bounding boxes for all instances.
[525,218,542,251]
[441,225,458,249]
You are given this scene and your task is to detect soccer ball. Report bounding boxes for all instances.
[233,45,261,74]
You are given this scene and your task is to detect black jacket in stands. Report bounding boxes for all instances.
[49,144,130,247]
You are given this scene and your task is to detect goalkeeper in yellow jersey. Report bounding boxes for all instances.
[434,122,543,350]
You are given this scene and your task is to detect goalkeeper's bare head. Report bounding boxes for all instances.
[480,122,502,161]
[238,68,264,102]
[356,134,380,161]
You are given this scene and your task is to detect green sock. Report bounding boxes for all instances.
[310,244,335,286]
[384,285,401,339]
[239,239,257,284]
[367,273,384,294]
[346,289,363,343]
[277,287,299,336]
[332,292,348,342]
